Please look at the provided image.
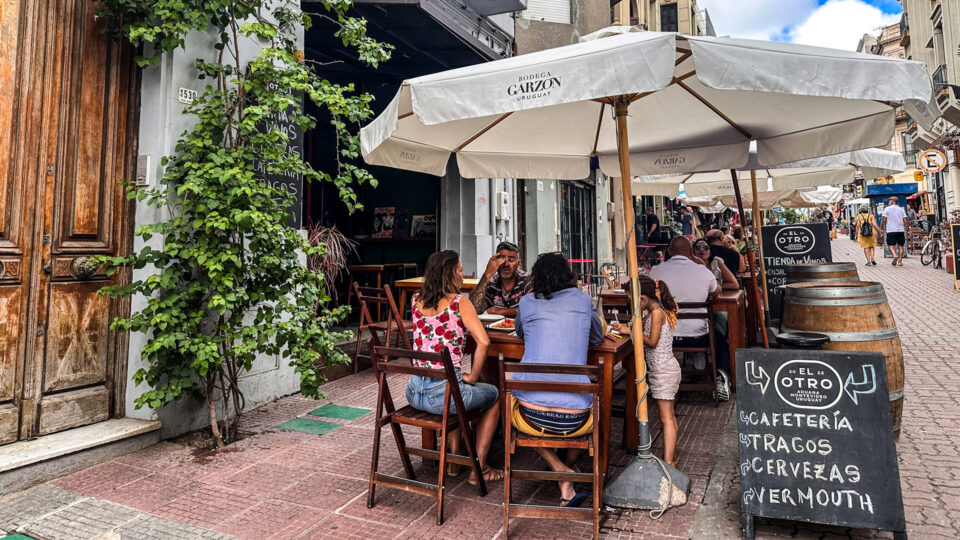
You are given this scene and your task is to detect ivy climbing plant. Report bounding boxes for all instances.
[95,1,391,447]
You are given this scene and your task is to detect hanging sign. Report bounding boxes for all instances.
[913,170,924,183]
[917,149,947,173]
[736,349,906,540]
[761,223,832,318]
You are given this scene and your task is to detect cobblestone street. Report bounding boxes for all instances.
[0,236,957,539]
[694,236,960,539]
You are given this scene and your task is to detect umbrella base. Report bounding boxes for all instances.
[604,456,690,510]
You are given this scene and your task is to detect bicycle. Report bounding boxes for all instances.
[920,230,944,268]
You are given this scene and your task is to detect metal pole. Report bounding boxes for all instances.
[615,98,651,454]
[730,170,769,349]
[749,171,770,315]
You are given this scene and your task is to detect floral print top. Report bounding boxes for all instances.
[412,293,466,369]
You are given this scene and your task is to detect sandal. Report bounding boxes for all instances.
[468,467,505,486]
[561,492,589,508]
[446,463,462,477]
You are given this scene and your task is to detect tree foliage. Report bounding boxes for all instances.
[96,0,391,446]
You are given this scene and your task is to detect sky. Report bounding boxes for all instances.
[696,0,903,51]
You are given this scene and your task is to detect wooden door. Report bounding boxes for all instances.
[0,0,137,443]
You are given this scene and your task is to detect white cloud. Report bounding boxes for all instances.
[787,0,901,50]
[698,0,818,40]
[697,0,901,51]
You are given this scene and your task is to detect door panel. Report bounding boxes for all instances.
[43,282,110,392]
[0,0,136,443]
[0,0,33,444]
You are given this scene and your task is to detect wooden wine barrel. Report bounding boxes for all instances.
[785,262,859,283]
[781,281,904,440]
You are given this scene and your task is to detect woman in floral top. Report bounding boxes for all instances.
[405,250,503,484]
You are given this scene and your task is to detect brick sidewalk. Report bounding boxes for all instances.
[0,342,731,538]
[5,235,955,540]
[694,236,960,539]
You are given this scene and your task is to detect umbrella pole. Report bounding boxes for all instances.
[604,98,690,514]
[749,171,771,322]
[730,170,769,349]
[614,100,649,456]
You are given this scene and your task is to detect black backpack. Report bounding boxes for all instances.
[859,215,873,236]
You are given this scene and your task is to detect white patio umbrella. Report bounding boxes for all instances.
[632,148,906,198]
[634,147,904,319]
[360,28,936,513]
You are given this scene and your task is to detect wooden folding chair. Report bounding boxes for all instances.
[499,356,604,540]
[367,346,487,525]
[352,283,413,373]
[674,301,718,407]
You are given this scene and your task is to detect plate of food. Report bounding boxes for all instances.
[478,312,505,324]
[486,318,516,331]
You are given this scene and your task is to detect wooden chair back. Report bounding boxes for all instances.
[498,357,604,539]
[367,345,487,525]
[351,283,412,372]
[674,301,718,407]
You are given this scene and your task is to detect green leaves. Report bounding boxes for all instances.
[97,0,387,440]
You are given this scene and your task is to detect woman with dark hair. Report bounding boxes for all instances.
[511,252,604,507]
[692,239,738,290]
[406,250,503,485]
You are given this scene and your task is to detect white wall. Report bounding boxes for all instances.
[127,22,307,438]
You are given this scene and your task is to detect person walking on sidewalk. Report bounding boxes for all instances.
[856,207,879,266]
[881,197,910,266]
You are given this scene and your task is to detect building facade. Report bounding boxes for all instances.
[898,0,960,218]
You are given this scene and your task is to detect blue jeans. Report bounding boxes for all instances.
[406,368,499,415]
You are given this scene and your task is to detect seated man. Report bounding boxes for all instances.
[706,229,742,275]
[650,236,731,401]
[469,241,533,318]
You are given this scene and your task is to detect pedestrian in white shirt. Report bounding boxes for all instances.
[650,237,730,401]
[880,197,909,266]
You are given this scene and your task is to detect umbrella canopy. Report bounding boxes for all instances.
[633,148,906,198]
[715,187,842,210]
[361,32,934,180]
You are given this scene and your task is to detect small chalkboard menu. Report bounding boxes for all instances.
[736,349,905,539]
[252,88,304,228]
[761,223,832,318]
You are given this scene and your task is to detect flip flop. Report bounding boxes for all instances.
[561,492,589,508]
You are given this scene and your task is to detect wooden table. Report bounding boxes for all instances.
[476,331,636,479]
[393,277,480,314]
[712,289,747,389]
[595,287,747,389]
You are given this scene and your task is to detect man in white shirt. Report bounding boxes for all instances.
[651,236,730,400]
[880,197,909,266]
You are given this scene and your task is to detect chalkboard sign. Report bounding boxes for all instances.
[736,349,905,539]
[762,223,832,318]
[252,88,304,228]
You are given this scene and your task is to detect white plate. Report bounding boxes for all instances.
[478,313,505,323]
[486,318,516,332]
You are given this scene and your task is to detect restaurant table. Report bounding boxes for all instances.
[425,330,636,480]
[393,277,480,314]
[595,287,747,389]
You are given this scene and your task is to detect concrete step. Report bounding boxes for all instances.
[0,417,161,495]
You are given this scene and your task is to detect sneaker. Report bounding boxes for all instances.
[716,370,731,402]
[871,260,878,266]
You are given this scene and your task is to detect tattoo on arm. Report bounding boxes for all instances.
[469,274,490,312]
